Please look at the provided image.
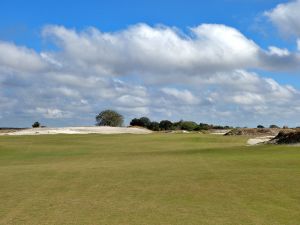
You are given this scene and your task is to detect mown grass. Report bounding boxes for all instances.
[0,133,300,225]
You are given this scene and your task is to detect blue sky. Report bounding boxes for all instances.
[1,0,300,127]
[0,0,291,48]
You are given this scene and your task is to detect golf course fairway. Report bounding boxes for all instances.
[0,134,299,225]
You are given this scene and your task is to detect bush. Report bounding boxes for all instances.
[32,122,40,128]
[196,123,211,131]
[130,118,142,127]
[180,121,198,131]
[130,117,151,128]
[159,120,173,130]
[96,110,124,127]
[147,122,160,131]
[269,125,280,129]
[257,125,265,129]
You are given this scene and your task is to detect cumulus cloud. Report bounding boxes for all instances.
[267,46,290,57]
[1,22,300,127]
[161,88,199,105]
[42,23,300,75]
[0,41,47,73]
[265,0,300,37]
[34,107,73,119]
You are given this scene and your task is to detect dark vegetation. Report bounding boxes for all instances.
[95,109,297,133]
[32,121,41,128]
[130,117,233,132]
[270,130,300,144]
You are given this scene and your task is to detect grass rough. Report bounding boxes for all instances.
[0,134,300,225]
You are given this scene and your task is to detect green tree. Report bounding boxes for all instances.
[32,121,40,128]
[130,117,151,128]
[159,120,173,130]
[130,118,141,127]
[196,123,210,131]
[147,121,160,131]
[180,121,198,131]
[269,125,279,129]
[139,117,151,128]
[96,110,124,127]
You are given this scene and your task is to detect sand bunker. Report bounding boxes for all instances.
[247,136,275,145]
[0,126,152,136]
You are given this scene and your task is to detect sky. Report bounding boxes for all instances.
[1,0,300,127]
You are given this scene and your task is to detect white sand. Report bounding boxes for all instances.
[0,126,152,136]
[210,130,231,135]
[247,136,275,145]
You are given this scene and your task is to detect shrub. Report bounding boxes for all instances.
[147,122,160,131]
[196,123,211,131]
[130,118,142,127]
[159,120,173,130]
[32,122,40,128]
[130,117,151,128]
[180,121,198,131]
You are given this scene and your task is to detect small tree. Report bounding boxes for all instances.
[130,118,141,127]
[139,117,151,128]
[173,120,183,130]
[180,121,198,131]
[257,125,265,129]
[159,120,173,130]
[147,121,160,131]
[130,117,151,128]
[32,121,40,128]
[96,110,124,127]
[197,123,210,131]
[270,125,280,129]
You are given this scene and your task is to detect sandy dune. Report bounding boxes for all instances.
[247,136,275,145]
[1,126,152,136]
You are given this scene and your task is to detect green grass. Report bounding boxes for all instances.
[0,133,300,225]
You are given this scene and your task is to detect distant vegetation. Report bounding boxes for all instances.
[96,110,124,127]
[130,117,233,132]
[95,109,293,131]
[32,121,40,128]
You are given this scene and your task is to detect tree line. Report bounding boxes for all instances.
[30,109,287,130]
[129,117,233,131]
[94,109,232,131]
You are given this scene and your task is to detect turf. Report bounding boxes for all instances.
[0,133,300,225]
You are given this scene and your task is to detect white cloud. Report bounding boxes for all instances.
[265,0,300,37]
[35,107,72,119]
[268,46,290,56]
[116,95,149,107]
[0,41,47,73]
[231,93,265,105]
[42,23,300,76]
[1,23,300,127]
[161,88,199,105]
